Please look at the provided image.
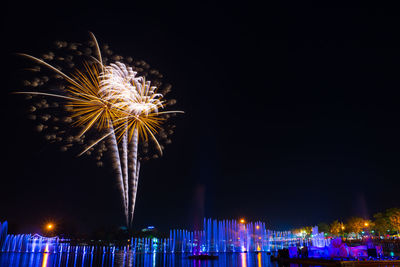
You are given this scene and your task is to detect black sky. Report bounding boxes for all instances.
[1,2,400,233]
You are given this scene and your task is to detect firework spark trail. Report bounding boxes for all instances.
[128,128,139,227]
[106,125,128,224]
[121,131,129,223]
[133,161,140,225]
[100,62,172,226]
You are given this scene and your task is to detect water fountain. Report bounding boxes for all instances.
[0,219,327,255]
[0,233,64,253]
[311,226,330,248]
[130,218,303,253]
[0,221,70,253]
[0,221,7,249]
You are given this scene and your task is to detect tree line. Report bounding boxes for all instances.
[292,208,400,237]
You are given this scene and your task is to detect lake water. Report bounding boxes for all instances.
[0,251,309,267]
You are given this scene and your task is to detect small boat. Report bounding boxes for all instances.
[188,254,219,260]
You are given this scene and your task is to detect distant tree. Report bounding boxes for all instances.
[346,217,372,234]
[330,220,345,236]
[292,226,313,237]
[304,226,313,235]
[317,222,330,234]
[386,208,400,234]
[291,228,299,234]
[346,217,363,234]
[373,212,390,236]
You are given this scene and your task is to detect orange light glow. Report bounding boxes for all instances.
[240,219,245,224]
[257,252,262,267]
[46,223,54,230]
[364,222,369,227]
[241,252,247,267]
[256,225,260,230]
[42,252,49,267]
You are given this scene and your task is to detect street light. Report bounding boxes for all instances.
[44,223,55,235]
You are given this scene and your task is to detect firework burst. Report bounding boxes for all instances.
[16,33,183,227]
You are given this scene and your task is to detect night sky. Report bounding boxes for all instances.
[2,3,400,234]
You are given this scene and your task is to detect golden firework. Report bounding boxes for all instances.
[66,62,118,137]
[99,63,180,153]
[17,33,183,227]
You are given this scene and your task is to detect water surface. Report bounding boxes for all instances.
[0,252,292,267]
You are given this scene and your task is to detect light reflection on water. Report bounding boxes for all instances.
[0,251,304,267]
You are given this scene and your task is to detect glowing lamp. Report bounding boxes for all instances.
[364,222,369,227]
[46,223,54,230]
[256,225,260,230]
[240,219,245,224]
